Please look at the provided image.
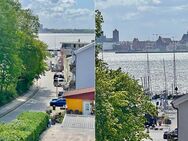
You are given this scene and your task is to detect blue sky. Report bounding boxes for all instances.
[96,0,188,41]
[20,0,94,29]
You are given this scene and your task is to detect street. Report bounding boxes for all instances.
[0,70,61,122]
[144,110,177,141]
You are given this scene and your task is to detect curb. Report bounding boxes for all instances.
[0,87,39,118]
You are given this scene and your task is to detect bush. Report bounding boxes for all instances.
[16,78,32,95]
[0,90,17,107]
[0,112,49,141]
[50,112,65,124]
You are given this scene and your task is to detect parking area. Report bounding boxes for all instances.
[40,114,95,141]
[144,110,177,141]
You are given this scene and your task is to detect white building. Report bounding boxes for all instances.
[74,43,95,89]
[102,42,115,51]
[172,94,188,141]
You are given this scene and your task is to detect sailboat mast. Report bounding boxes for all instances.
[163,59,167,91]
[173,38,177,95]
[147,53,150,91]
[146,43,151,95]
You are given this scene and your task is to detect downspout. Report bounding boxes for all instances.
[171,101,179,138]
[73,51,77,89]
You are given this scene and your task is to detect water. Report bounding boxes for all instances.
[38,33,94,50]
[101,52,188,93]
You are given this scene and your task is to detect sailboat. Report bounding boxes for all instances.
[141,43,153,98]
[161,58,168,110]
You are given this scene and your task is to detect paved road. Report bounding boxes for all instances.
[0,71,62,122]
[40,114,95,141]
[144,110,177,141]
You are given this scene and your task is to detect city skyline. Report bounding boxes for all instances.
[20,0,94,29]
[96,0,188,41]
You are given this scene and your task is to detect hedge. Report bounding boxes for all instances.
[0,112,49,141]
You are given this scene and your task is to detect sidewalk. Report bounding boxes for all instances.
[40,114,95,141]
[0,86,39,118]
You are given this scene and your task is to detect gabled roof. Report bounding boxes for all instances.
[74,42,94,55]
[158,36,172,44]
[181,33,188,43]
[64,87,95,97]
[162,38,171,43]
[171,94,188,108]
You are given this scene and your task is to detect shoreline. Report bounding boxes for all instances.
[103,50,188,54]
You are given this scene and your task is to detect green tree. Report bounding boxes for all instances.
[95,10,156,141]
[95,10,104,58]
[0,0,48,103]
[0,0,22,92]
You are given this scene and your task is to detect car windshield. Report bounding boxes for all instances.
[52,99,58,101]
[59,98,66,101]
[54,74,64,79]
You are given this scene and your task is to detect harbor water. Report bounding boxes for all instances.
[102,52,188,94]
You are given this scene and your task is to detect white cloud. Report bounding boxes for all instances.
[20,0,94,28]
[171,5,188,11]
[122,12,139,20]
[96,0,161,9]
[137,5,156,12]
[22,0,93,20]
[64,8,93,20]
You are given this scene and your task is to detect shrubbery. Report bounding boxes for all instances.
[0,112,49,141]
[0,90,17,107]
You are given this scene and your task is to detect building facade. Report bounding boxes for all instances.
[64,87,95,115]
[74,43,95,89]
[113,29,119,42]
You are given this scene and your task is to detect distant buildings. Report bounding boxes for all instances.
[98,30,188,52]
[156,36,172,51]
[96,29,120,51]
[180,32,188,44]
[96,29,120,43]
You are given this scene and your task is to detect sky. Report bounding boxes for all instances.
[20,0,94,29]
[96,0,188,41]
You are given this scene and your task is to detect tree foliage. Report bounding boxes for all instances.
[95,10,156,141]
[95,10,104,58]
[0,0,48,104]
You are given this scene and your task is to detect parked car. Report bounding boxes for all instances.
[53,77,65,87]
[53,73,65,87]
[163,128,178,140]
[50,98,66,107]
[54,73,64,79]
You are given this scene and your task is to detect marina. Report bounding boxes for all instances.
[102,52,188,94]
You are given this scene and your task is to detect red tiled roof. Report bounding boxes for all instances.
[64,87,95,97]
